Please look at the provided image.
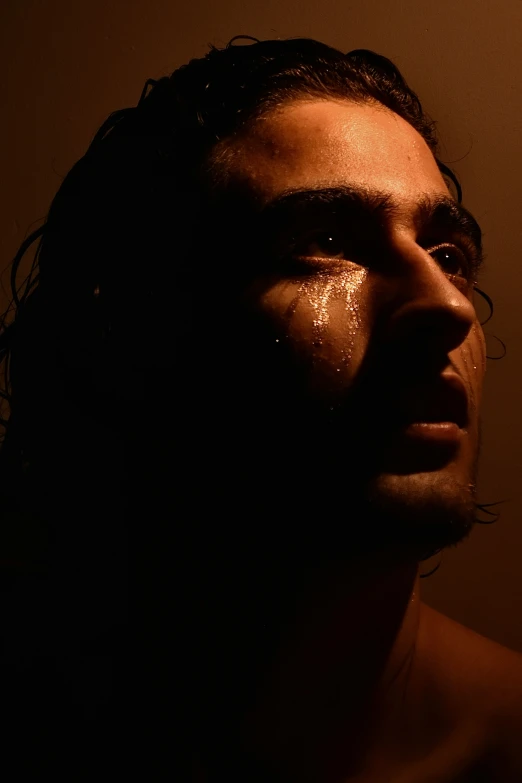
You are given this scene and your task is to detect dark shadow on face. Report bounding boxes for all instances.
[184,275,480,573]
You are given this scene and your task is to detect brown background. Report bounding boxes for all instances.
[1,0,520,651]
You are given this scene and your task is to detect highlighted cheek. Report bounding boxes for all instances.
[459,324,486,416]
[286,267,368,397]
[288,267,367,359]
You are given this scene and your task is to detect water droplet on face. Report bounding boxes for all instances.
[296,267,367,351]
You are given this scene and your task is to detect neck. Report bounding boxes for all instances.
[192,547,422,783]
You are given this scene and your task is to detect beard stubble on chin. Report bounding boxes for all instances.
[238,462,478,570]
[353,469,477,559]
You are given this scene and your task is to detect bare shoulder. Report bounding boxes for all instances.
[420,602,522,703]
[420,602,522,779]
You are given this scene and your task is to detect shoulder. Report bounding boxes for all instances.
[419,602,522,703]
[420,602,522,780]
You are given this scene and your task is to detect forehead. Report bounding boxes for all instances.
[222,99,450,209]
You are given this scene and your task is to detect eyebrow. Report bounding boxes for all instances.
[258,184,483,259]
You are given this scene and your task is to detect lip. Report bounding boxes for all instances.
[380,420,463,473]
[400,421,463,443]
[391,372,469,431]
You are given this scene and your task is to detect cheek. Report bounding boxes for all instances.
[266,268,370,397]
[294,267,368,351]
[458,321,486,415]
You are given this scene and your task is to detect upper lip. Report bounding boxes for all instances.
[392,372,469,429]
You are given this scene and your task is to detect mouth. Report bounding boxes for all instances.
[390,372,469,431]
[394,422,463,456]
[370,372,470,471]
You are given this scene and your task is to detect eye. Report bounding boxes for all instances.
[292,230,347,260]
[285,232,474,282]
[427,242,469,278]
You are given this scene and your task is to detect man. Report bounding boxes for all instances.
[178,40,522,782]
[0,36,520,782]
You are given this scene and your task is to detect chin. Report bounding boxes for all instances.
[265,461,479,567]
[349,468,478,561]
[216,423,480,566]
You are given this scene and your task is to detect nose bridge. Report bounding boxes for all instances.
[380,238,476,355]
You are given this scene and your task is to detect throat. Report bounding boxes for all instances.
[197,555,423,783]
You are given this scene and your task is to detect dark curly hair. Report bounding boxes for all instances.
[0,35,507,778]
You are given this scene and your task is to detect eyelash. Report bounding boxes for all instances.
[287,231,480,283]
[424,242,471,279]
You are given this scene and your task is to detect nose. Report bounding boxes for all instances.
[378,238,476,361]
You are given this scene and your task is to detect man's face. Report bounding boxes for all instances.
[202,99,487,562]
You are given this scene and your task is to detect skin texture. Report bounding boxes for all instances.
[190,99,490,781]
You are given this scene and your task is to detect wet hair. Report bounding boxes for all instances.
[0,35,507,777]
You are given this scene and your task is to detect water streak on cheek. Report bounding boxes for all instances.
[461,322,485,416]
[461,339,476,414]
[287,267,368,363]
